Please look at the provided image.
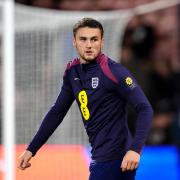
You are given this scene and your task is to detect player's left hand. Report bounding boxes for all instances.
[121,150,140,172]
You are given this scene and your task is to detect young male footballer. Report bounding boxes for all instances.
[18,18,153,180]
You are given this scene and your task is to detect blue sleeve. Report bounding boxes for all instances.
[27,69,75,156]
[108,63,153,153]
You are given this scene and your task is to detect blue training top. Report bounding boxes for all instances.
[27,53,153,162]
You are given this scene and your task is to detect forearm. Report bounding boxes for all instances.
[27,105,67,156]
[27,84,74,156]
[130,103,153,153]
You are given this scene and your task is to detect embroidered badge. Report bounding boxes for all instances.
[125,77,133,86]
[125,77,136,89]
[92,77,99,89]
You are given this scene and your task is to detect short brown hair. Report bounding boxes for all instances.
[73,18,104,38]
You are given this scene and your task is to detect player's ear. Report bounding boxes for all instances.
[101,37,104,48]
[72,37,76,47]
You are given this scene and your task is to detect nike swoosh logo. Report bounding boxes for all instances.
[74,78,80,80]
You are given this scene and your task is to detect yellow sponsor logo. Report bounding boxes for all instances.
[78,90,90,120]
[125,77,133,86]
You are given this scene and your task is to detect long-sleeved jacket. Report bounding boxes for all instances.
[27,53,153,162]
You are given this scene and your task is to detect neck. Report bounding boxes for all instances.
[80,58,91,64]
[79,53,102,64]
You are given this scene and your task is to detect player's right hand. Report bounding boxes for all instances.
[18,150,33,170]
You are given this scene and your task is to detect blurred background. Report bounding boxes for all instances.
[0,0,180,179]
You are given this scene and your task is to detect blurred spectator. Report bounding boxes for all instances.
[15,0,157,10]
[121,7,180,146]
[122,15,156,63]
[16,0,58,9]
[56,0,131,11]
[31,0,55,9]
[121,15,157,136]
[16,0,33,5]
[121,15,156,95]
[56,0,93,10]
[147,56,180,144]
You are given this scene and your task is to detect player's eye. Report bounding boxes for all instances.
[79,37,87,41]
[91,38,98,42]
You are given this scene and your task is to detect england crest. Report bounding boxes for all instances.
[92,77,99,89]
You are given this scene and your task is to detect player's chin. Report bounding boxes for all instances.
[85,58,95,62]
[84,54,98,61]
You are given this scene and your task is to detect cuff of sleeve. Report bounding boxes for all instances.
[129,145,144,155]
[26,146,36,157]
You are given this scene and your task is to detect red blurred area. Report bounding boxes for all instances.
[0,144,90,180]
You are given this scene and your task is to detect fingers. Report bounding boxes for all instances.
[19,160,31,170]
[18,151,33,170]
[121,150,140,172]
[134,162,139,169]
[121,160,139,171]
[121,158,128,172]
[18,158,31,170]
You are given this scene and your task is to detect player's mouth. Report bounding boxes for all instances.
[85,51,93,55]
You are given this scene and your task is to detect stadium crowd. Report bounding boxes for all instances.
[15,0,161,10]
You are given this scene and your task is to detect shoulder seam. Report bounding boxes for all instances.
[98,56,119,84]
[63,58,80,78]
[67,58,80,70]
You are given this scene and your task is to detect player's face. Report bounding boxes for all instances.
[73,27,104,63]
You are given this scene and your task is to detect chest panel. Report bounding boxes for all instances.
[70,65,108,121]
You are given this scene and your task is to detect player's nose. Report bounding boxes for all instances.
[85,40,92,48]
